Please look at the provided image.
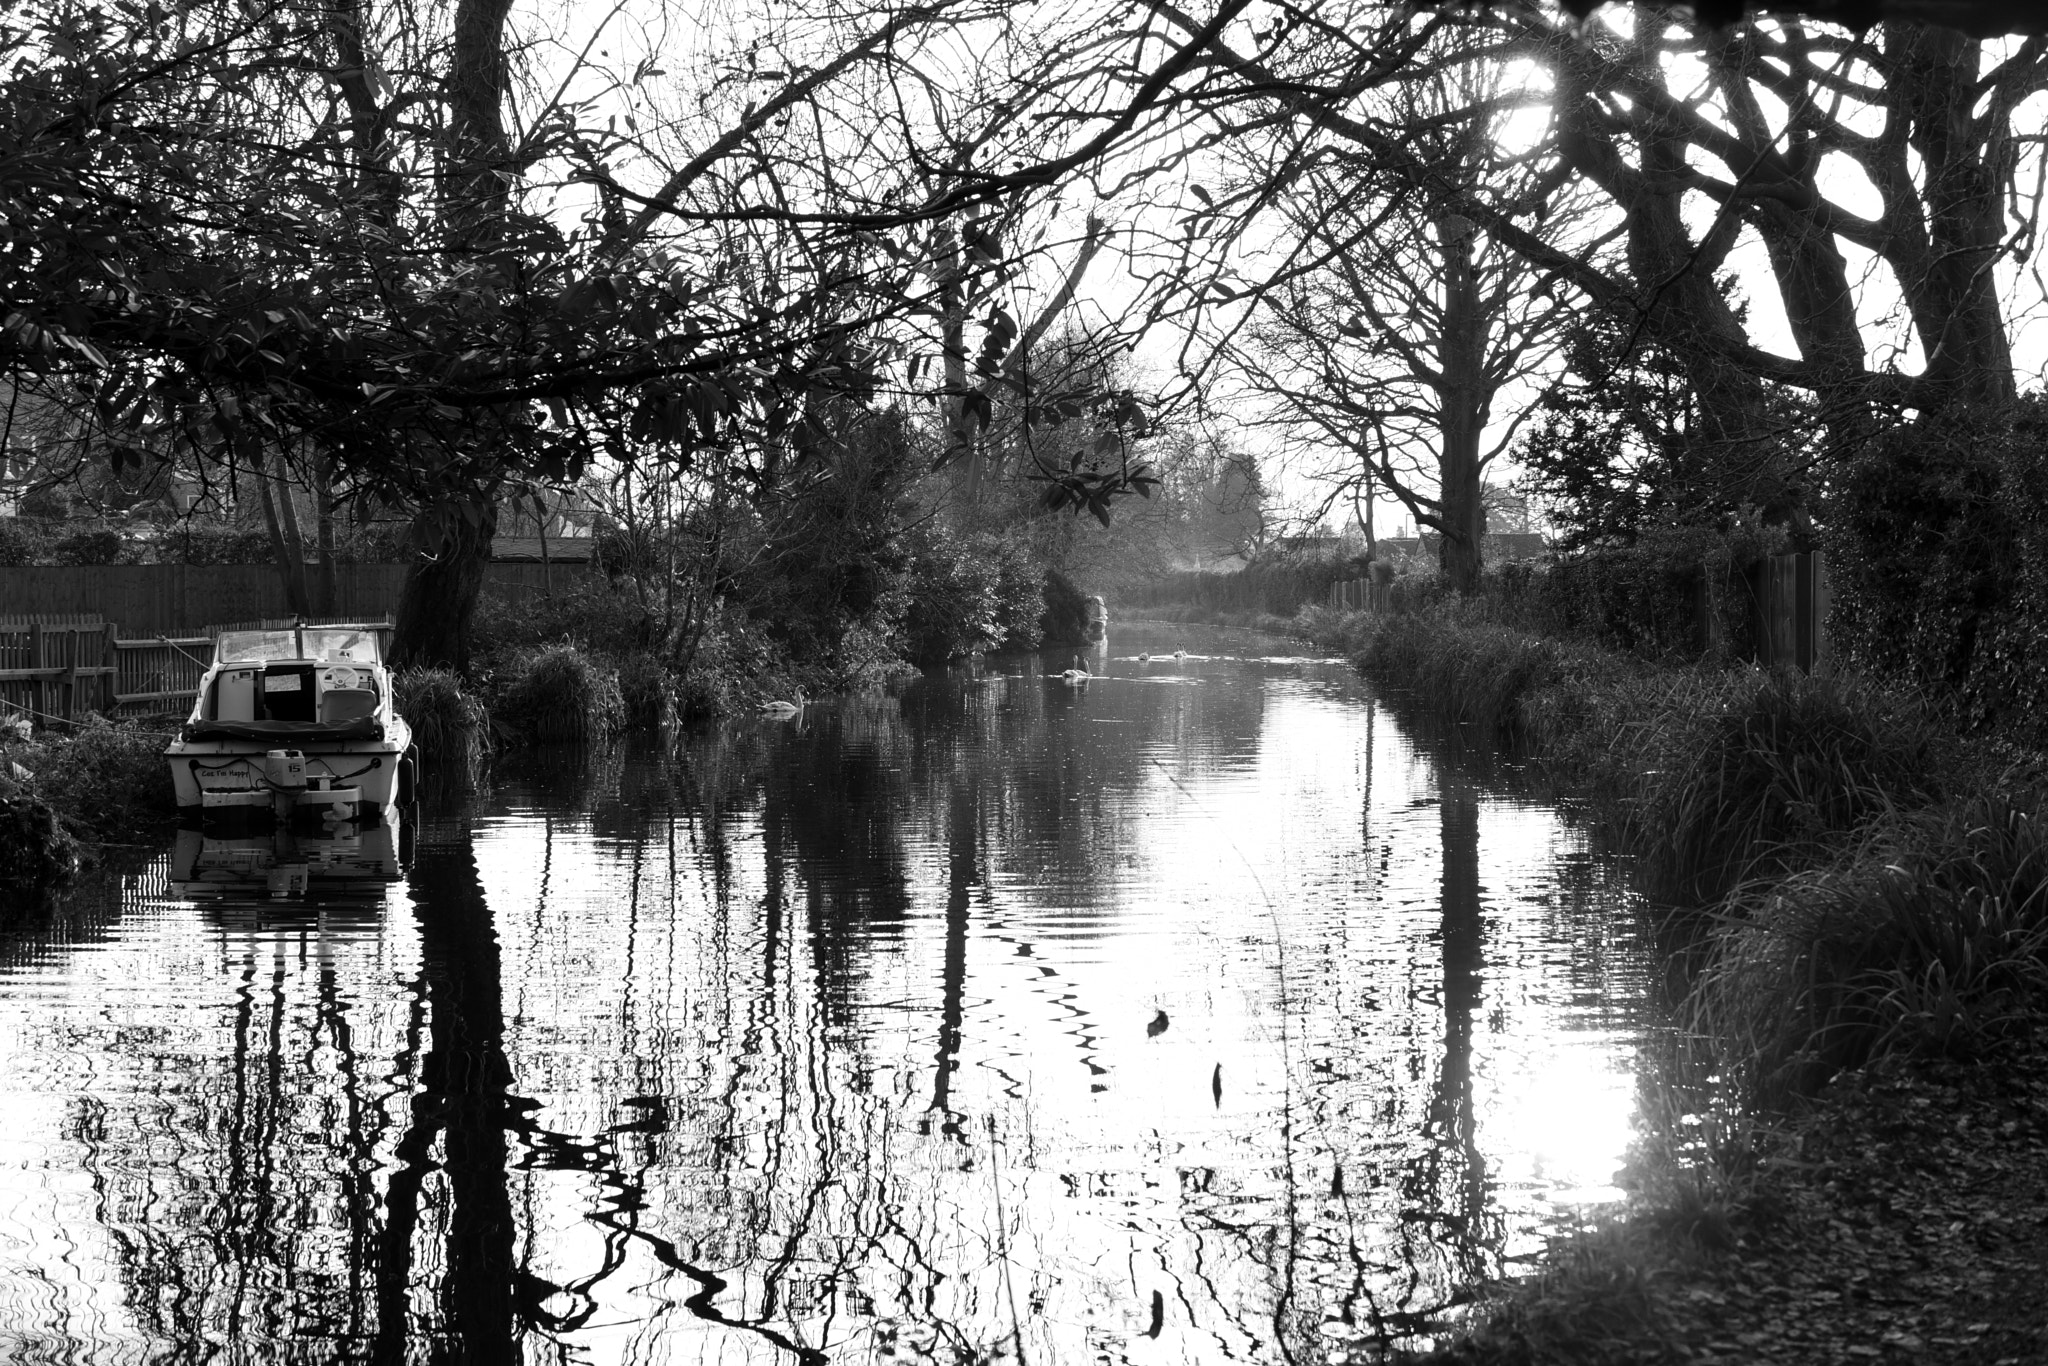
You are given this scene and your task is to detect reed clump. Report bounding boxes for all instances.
[1353,603,1607,737]
[1613,671,1949,902]
[616,651,679,731]
[494,645,626,743]
[393,666,491,777]
[1691,794,2048,1106]
[1336,602,1968,903]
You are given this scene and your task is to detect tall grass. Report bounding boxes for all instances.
[1617,672,1946,902]
[495,645,626,743]
[617,651,679,731]
[394,667,491,778]
[1691,795,2048,1105]
[1329,602,1967,903]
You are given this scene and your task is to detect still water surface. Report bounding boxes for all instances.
[0,625,1655,1363]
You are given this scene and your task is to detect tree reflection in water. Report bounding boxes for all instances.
[2,634,1655,1362]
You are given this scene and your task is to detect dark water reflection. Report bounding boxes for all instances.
[0,625,1655,1362]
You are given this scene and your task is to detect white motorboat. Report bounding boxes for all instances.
[166,623,415,823]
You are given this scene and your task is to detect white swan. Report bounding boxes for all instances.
[1059,654,1091,683]
[1172,645,1187,659]
[759,698,803,716]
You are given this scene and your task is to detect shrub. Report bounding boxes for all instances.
[901,526,1044,663]
[471,576,654,658]
[332,521,408,562]
[1352,601,1578,737]
[0,517,50,566]
[1504,523,1780,664]
[495,646,626,743]
[0,786,78,900]
[24,717,179,842]
[1828,396,2048,747]
[50,527,128,566]
[1348,607,1962,902]
[161,524,273,565]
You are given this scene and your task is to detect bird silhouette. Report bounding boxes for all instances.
[1211,1063,1223,1107]
[1147,1009,1169,1037]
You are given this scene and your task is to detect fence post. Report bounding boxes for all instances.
[103,621,119,713]
[1811,552,1830,672]
[28,621,43,723]
[62,626,80,723]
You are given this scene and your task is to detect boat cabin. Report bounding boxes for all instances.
[190,627,389,738]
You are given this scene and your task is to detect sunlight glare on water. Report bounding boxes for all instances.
[0,624,1655,1363]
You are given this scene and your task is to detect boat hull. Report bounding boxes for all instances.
[167,721,413,823]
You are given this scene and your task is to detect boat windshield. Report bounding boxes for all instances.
[213,630,298,664]
[214,628,382,665]
[303,628,380,664]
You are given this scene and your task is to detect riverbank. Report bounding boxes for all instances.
[1419,1033,2048,1366]
[1296,602,2048,1364]
[1,716,179,898]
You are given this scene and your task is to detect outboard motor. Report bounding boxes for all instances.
[265,749,307,821]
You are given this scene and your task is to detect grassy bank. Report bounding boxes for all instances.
[1299,602,2048,1364]
[1,716,182,900]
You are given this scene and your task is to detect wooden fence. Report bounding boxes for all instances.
[1323,550,1832,673]
[0,617,122,726]
[1,614,393,727]
[1754,550,1830,673]
[1325,577,1376,612]
[0,561,592,639]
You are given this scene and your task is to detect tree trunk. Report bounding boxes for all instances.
[1555,37,1771,447]
[389,0,513,671]
[1888,26,2016,408]
[1436,212,1488,594]
[393,497,496,671]
[253,448,313,617]
[313,455,338,616]
[934,220,977,500]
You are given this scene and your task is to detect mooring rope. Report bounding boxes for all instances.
[0,699,179,739]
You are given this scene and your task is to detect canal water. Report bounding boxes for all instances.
[0,624,1657,1363]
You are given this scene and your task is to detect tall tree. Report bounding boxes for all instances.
[1228,58,1592,590]
[1101,0,2042,562]
[0,0,1238,665]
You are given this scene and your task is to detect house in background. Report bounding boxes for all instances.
[490,484,601,564]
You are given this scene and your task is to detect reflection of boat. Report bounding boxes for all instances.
[165,624,415,823]
[170,816,408,901]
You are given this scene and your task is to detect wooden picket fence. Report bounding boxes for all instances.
[1325,577,1378,612]
[0,614,392,728]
